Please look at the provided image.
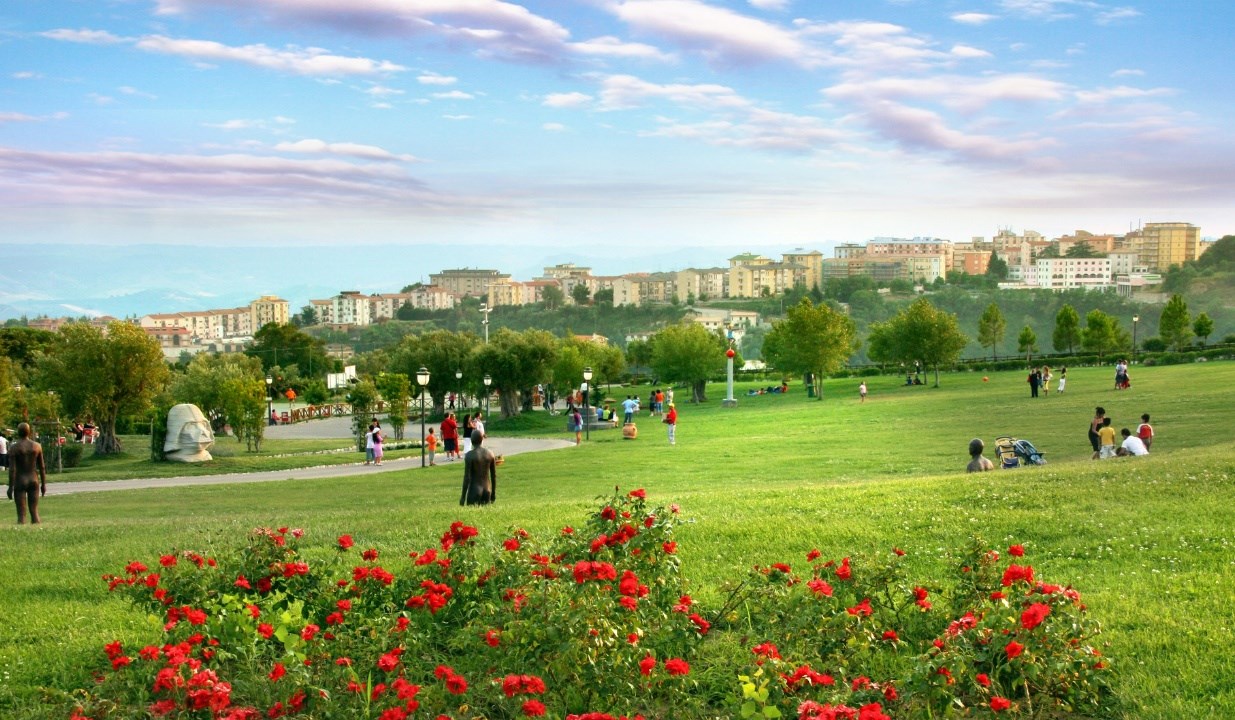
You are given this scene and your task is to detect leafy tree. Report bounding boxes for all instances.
[625,338,654,380]
[649,323,726,403]
[246,323,329,380]
[1195,235,1235,269]
[346,379,378,452]
[571,284,591,306]
[389,330,480,416]
[294,305,318,327]
[1065,243,1100,258]
[1017,326,1038,363]
[1158,294,1193,351]
[865,298,968,387]
[471,328,559,418]
[375,372,411,440]
[1052,305,1082,354]
[171,354,267,450]
[1193,312,1214,346]
[762,299,859,399]
[0,327,56,370]
[824,275,877,303]
[541,285,566,310]
[302,380,330,405]
[1081,309,1121,362]
[36,321,170,455]
[1035,244,1060,259]
[985,253,1007,282]
[977,303,1007,360]
[594,288,614,306]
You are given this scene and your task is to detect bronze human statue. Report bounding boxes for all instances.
[7,423,47,524]
[460,429,496,506]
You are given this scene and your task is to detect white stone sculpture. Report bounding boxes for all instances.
[164,403,215,462]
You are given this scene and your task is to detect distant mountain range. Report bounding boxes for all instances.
[0,242,779,320]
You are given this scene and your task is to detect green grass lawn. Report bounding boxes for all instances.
[2,362,1233,718]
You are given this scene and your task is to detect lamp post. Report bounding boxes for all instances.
[479,304,492,344]
[265,375,273,425]
[582,366,593,441]
[482,374,492,421]
[416,366,430,468]
[454,369,462,411]
[1132,314,1140,363]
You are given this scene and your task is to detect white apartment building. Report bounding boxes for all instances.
[1032,258,1113,291]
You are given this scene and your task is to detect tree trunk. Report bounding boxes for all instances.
[691,380,707,403]
[94,417,123,456]
[498,390,519,419]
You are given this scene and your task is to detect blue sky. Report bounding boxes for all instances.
[2,0,1232,269]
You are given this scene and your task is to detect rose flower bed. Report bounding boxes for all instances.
[73,489,1113,719]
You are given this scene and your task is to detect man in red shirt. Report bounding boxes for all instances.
[440,412,460,460]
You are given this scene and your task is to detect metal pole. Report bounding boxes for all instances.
[420,389,426,468]
[582,367,592,441]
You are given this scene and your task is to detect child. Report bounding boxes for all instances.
[859,382,867,403]
[1056,367,1067,394]
[426,427,438,466]
[1098,417,1117,459]
[1137,413,1154,450]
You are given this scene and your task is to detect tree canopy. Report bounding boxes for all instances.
[471,328,559,418]
[977,303,1007,360]
[1158,294,1193,351]
[866,298,968,386]
[1052,305,1082,354]
[649,323,726,403]
[247,323,330,381]
[1017,325,1038,362]
[1081,309,1121,362]
[172,353,267,450]
[762,298,859,398]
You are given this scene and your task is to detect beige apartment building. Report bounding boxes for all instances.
[369,287,455,319]
[249,295,290,331]
[675,267,728,303]
[429,268,511,298]
[1127,222,1201,272]
[782,248,824,290]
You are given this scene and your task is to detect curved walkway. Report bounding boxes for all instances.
[49,416,574,496]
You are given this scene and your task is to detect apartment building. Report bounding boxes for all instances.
[429,268,511,298]
[1126,222,1201,272]
[782,248,824,291]
[1032,257,1113,291]
[369,287,456,319]
[675,267,728,303]
[249,295,290,331]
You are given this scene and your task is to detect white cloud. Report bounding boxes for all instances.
[1074,85,1174,104]
[950,45,992,59]
[432,90,474,100]
[41,28,126,44]
[609,0,822,67]
[417,72,457,85]
[133,36,405,76]
[543,92,593,108]
[118,86,158,99]
[443,115,472,120]
[0,112,39,123]
[274,139,419,162]
[748,0,789,9]
[857,100,1054,162]
[365,85,405,96]
[12,71,42,79]
[1096,7,1141,24]
[570,36,675,62]
[597,74,748,111]
[542,122,566,132]
[1111,68,1144,77]
[951,12,996,25]
[825,74,1067,114]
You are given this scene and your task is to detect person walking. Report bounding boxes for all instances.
[571,406,583,446]
[372,422,384,465]
[0,429,8,472]
[1027,368,1040,398]
[441,412,459,460]
[622,395,637,425]
[859,382,867,403]
[364,419,377,465]
[1088,407,1106,460]
[1056,367,1067,394]
[7,423,46,524]
[1137,413,1155,450]
[1041,366,1052,396]
[663,402,677,445]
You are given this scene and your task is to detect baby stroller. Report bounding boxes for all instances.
[994,436,1047,468]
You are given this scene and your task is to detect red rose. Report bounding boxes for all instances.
[1008,544,1025,557]
[1021,602,1051,630]
[337,535,354,550]
[1005,641,1024,660]
[664,658,690,676]
[991,696,1011,712]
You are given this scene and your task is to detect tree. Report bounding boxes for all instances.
[36,321,169,455]
[1193,312,1214,346]
[375,372,411,440]
[0,327,56,370]
[571,284,591,306]
[866,298,968,387]
[977,303,1007,360]
[985,251,1009,281]
[649,323,726,403]
[594,288,614,306]
[1017,325,1038,363]
[625,338,654,381]
[171,354,267,448]
[294,305,318,327]
[1052,305,1082,354]
[541,286,565,310]
[471,328,559,419]
[246,323,329,381]
[762,299,859,400]
[389,330,481,417]
[1065,243,1100,258]
[1158,294,1193,351]
[346,379,378,452]
[1081,309,1120,362]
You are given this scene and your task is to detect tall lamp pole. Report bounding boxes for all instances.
[483,374,492,421]
[479,304,492,344]
[723,324,738,408]
[416,366,430,467]
[265,375,273,424]
[454,369,462,411]
[582,366,593,441]
[1132,314,1140,363]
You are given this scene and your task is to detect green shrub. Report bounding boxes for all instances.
[60,443,84,468]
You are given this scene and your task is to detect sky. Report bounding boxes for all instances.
[2,0,1233,285]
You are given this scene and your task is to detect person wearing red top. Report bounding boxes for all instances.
[440,412,460,460]
[663,403,678,445]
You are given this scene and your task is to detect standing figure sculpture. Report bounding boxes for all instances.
[7,423,46,524]
[460,430,497,506]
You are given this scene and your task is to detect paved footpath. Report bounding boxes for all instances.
[49,416,574,496]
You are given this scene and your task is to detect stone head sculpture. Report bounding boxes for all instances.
[164,403,215,462]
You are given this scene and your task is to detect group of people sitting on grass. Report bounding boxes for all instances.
[1089,407,1153,458]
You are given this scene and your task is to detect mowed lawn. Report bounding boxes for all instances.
[2,362,1233,718]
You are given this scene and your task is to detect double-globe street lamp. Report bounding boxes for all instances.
[265,375,273,425]
[455,369,463,411]
[482,374,492,421]
[582,366,593,441]
[416,366,430,468]
[1132,314,1140,363]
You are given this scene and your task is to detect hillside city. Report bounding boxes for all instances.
[21,222,1212,360]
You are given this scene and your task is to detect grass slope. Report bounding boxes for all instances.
[1,363,1233,718]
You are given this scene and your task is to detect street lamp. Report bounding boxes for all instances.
[265,375,273,425]
[1132,314,1140,363]
[483,374,492,420]
[479,304,492,344]
[454,369,462,411]
[723,323,738,407]
[416,366,430,467]
[582,366,593,441]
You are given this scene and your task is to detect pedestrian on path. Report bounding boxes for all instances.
[663,403,677,445]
